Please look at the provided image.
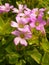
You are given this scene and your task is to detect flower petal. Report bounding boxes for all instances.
[24,25,30,32]
[20,38,27,46]
[16,16,21,23]
[11,21,18,27]
[11,30,20,36]
[14,37,20,45]
[30,22,35,28]
[12,8,19,13]
[18,4,23,12]
[36,25,41,30]
[17,13,25,17]
[25,32,32,39]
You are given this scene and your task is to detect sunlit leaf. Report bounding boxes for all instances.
[27,48,42,64]
[40,38,49,52]
[41,52,49,65]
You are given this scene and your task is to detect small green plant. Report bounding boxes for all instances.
[0,0,49,65]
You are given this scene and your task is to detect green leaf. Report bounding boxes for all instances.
[25,55,38,65]
[15,60,25,65]
[1,37,6,45]
[41,52,49,65]
[1,18,12,35]
[0,17,12,35]
[41,38,49,52]
[27,48,42,64]
[0,16,4,26]
[0,17,4,33]
[5,42,16,54]
[0,0,2,5]
[28,36,39,45]
[0,47,5,62]
[7,53,19,64]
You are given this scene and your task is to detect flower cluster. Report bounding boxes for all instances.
[0,3,13,13]
[11,4,46,46]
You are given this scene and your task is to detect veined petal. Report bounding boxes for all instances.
[18,25,30,32]
[37,17,46,25]
[5,3,10,7]
[41,20,46,25]
[17,13,25,17]
[39,8,46,12]
[14,37,20,45]
[24,10,30,15]
[5,3,10,12]
[36,25,41,30]
[25,32,32,39]
[22,25,30,32]
[21,18,29,24]
[26,8,31,11]
[36,24,45,31]
[40,27,45,33]
[11,30,20,36]
[12,8,19,13]
[30,22,35,28]
[11,21,18,27]
[16,16,21,23]
[36,25,45,33]
[32,8,38,13]
[20,38,27,46]
[16,16,29,24]
[0,5,5,11]
[19,4,23,10]
[10,5,14,9]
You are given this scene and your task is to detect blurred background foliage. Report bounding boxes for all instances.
[1,0,49,8]
[0,0,49,65]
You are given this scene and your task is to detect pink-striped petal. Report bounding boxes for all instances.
[11,30,20,36]
[30,22,35,28]
[20,38,27,46]
[11,21,18,27]
[14,37,20,45]
[12,8,19,13]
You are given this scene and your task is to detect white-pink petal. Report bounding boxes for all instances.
[17,13,25,17]
[11,30,20,36]
[30,22,35,28]
[11,21,18,27]
[20,38,27,46]
[16,16,21,23]
[14,37,20,45]
[23,25,30,32]
[18,4,23,10]
[12,8,19,13]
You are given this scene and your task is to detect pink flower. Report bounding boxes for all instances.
[12,4,31,14]
[11,16,30,32]
[17,9,36,23]
[31,8,38,17]
[31,8,45,17]
[39,8,46,17]
[0,5,5,13]
[11,30,32,46]
[12,4,24,13]
[30,16,46,33]
[17,11,31,22]
[0,3,14,13]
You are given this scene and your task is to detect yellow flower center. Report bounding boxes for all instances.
[19,23,24,28]
[20,34,24,38]
[24,15,29,18]
[35,11,39,16]
[35,21,39,26]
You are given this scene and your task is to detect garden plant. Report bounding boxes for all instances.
[0,0,49,65]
